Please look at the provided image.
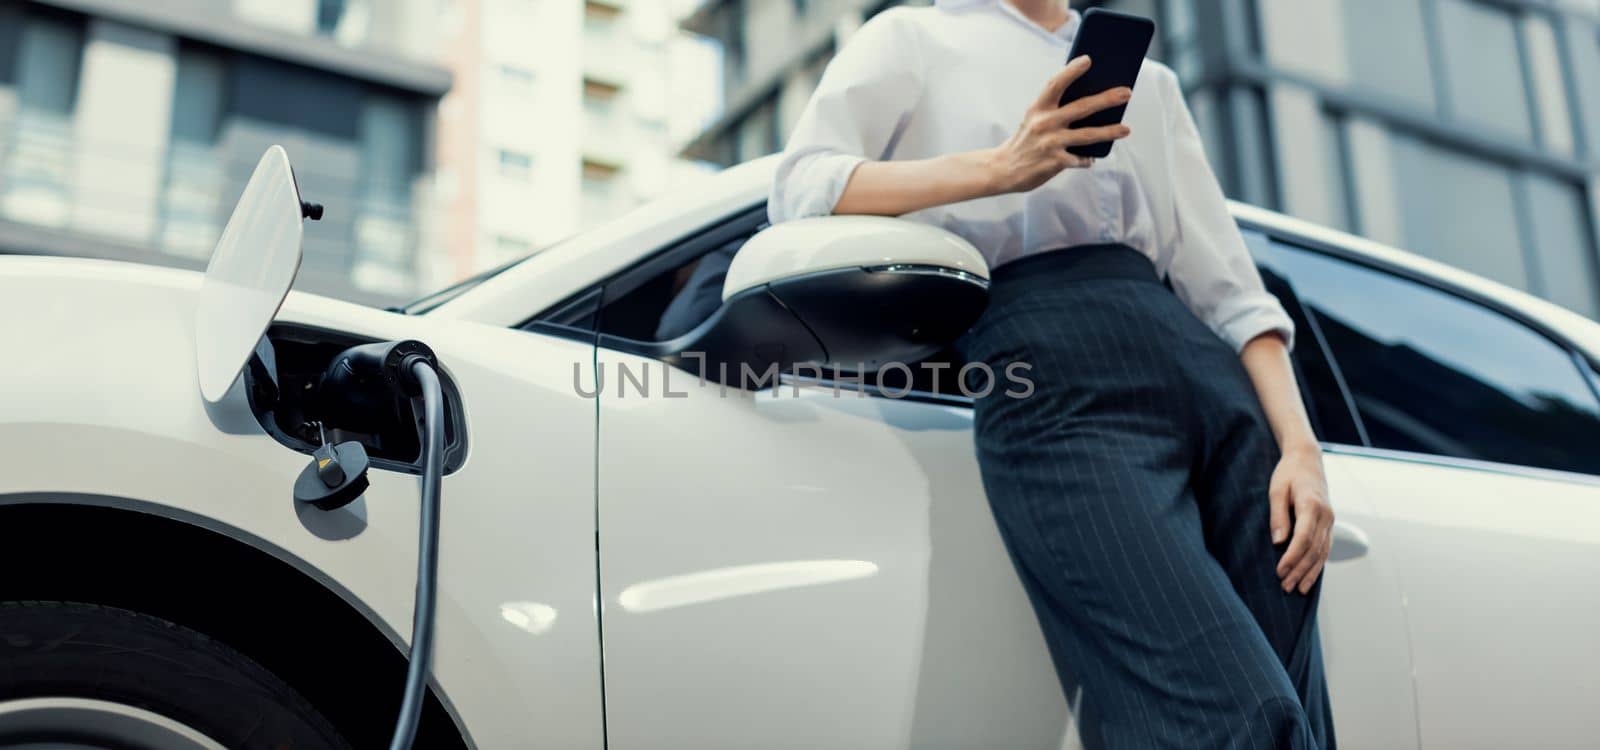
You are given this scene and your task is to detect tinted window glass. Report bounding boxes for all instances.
[1269,245,1600,475]
[1249,236,1363,446]
[1260,266,1362,445]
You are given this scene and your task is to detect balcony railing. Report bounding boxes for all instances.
[0,114,433,303]
[0,113,75,229]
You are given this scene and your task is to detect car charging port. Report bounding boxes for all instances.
[243,324,468,476]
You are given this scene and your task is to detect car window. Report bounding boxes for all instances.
[1251,255,1365,446]
[598,237,745,342]
[1265,241,1600,476]
[592,207,769,343]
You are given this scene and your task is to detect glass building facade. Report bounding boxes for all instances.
[1175,0,1600,321]
[682,0,1600,321]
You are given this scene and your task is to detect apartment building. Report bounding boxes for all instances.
[0,0,450,305]
[436,0,720,277]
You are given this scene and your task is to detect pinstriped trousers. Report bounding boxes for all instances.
[957,245,1335,749]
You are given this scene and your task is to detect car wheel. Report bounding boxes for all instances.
[0,601,349,750]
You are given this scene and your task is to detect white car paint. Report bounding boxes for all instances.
[1332,448,1600,748]
[1,152,1598,748]
[0,259,605,749]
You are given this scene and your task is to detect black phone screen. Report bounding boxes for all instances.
[1056,8,1156,158]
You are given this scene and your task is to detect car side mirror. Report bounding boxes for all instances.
[661,216,990,386]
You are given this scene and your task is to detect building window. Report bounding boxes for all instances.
[1521,175,1599,319]
[497,149,533,181]
[1390,134,1528,290]
[499,65,536,87]
[582,77,622,105]
[581,156,623,222]
[1255,0,1437,111]
[581,77,623,134]
[353,94,421,296]
[1,14,84,229]
[316,0,346,34]
[735,102,777,162]
[160,47,228,259]
[724,2,746,87]
[583,0,622,30]
[1519,13,1575,154]
[1568,19,1600,159]
[1436,0,1534,142]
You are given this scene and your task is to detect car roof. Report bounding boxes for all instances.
[434,154,1600,363]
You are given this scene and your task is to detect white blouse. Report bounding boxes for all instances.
[768,0,1293,352]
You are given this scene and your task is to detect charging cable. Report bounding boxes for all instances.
[387,359,444,750]
[296,340,447,750]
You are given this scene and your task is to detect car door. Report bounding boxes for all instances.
[578,216,1412,749]
[1258,236,1600,749]
[1250,232,1420,750]
[578,223,1068,750]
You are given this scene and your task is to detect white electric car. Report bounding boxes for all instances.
[2,147,1598,750]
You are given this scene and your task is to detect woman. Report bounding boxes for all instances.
[769,1,1336,748]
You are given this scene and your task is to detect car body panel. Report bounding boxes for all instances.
[1332,449,1600,748]
[593,350,1068,749]
[1309,452,1420,750]
[592,348,1405,749]
[3,145,1600,748]
[0,256,605,748]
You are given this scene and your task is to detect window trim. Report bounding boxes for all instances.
[1576,349,1600,406]
[1325,443,1600,488]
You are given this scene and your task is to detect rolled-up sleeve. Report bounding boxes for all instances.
[768,10,923,224]
[1159,68,1295,352]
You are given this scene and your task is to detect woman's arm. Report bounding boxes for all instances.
[1239,333,1335,594]
[833,57,1132,216]
[1152,65,1333,595]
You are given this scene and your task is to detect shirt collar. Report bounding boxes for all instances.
[935,0,1081,44]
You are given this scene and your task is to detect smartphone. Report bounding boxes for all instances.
[1057,8,1156,158]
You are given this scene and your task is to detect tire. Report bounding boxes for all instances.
[0,601,349,749]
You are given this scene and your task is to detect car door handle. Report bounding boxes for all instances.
[1328,520,1369,562]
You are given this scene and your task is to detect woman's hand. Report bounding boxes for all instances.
[1238,333,1333,596]
[1269,444,1335,594]
[983,56,1133,195]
